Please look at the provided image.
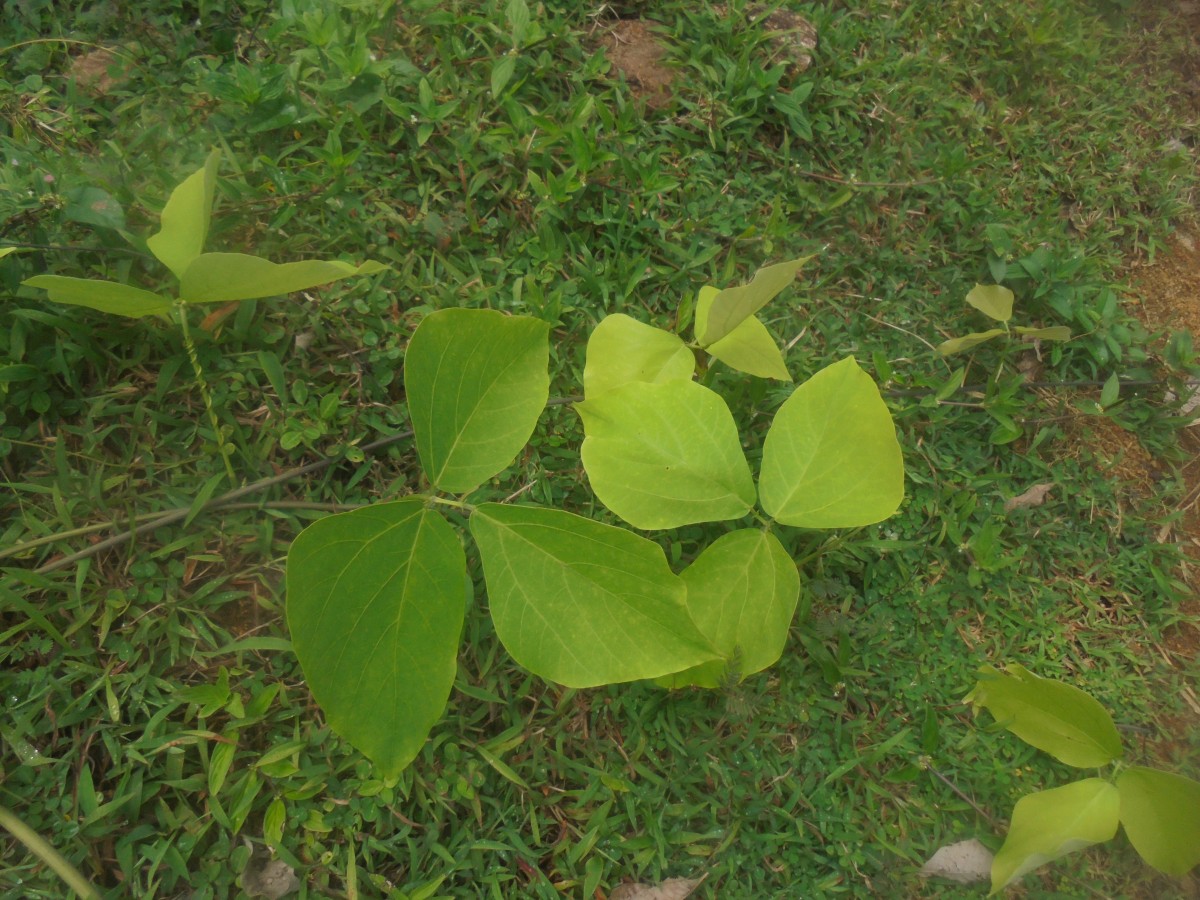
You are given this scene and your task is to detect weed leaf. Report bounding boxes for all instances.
[582,313,694,398]
[405,309,550,493]
[759,357,904,528]
[147,148,220,280]
[966,283,1014,323]
[22,274,173,318]
[286,501,467,777]
[658,529,800,688]
[990,779,1119,894]
[179,253,387,302]
[965,664,1122,768]
[937,328,1006,356]
[1116,766,1200,875]
[470,504,718,687]
[577,379,756,529]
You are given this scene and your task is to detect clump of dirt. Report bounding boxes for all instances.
[67,46,133,95]
[712,4,817,77]
[602,20,676,110]
[1134,230,1200,339]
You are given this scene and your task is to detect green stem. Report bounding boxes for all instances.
[0,804,103,899]
[177,302,237,484]
[425,495,476,513]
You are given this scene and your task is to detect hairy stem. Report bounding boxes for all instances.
[177,302,237,484]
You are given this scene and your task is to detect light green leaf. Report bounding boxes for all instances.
[966,283,1015,323]
[405,308,550,493]
[937,329,1006,356]
[659,529,800,689]
[705,314,792,381]
[286,500,466,778]
[22,275,173,319]
[1014,325,1071,342]
[576,379,756,529]
[694,256,813,346]
[965,664,1123,768]
[1117,766,1200,875]
[469,503,718,687]
[991,779,1120,894]
[758,357,904,528]
[179,253,388,303]
[0,247,20,260]
[582,313,694,398]
[491,53,516,97]
[146,148,221,280]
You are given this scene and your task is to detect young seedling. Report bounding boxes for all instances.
[285,257,907,776]
[21,150,386,480]
[967,664,1200,893]
[938,283,1070,356]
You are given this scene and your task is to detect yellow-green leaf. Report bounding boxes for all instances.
[966,283,1014,323]
[1117,766,1200,876]
[583,313,694,398]
[706,315,792,381]
[937,329,1006,356]
[1014,325,1071,342]
[179,253,387,303]
[694,256,813,346]
[22,275,173,319]
[147,148,221,280]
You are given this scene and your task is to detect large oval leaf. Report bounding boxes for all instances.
[286,500,466,777]
[582,313,694,398]
[576,379,756,529]
[22,275,173,318]
[991,779,1119,893]
[758,356,904,528]
[469,503,718,687]
[179,252,387,303]
[1117,766,1200,876]
[405,309,550,494]
[659,528,800,689]
[146,148,220,280]
[965,664,1122,768]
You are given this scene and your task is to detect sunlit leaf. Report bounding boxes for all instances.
[146,148,221,280]
[583,313,694,398]
[991,779,1119,894]
[286,500,466,777]
[576,379,756,529]
[694,256,813,346]
[470,504,718,687]
[658,529,799,689]
[758,357,904,528]
[965,664,1122,768]
[0,247,20,260]
[1117,766,1200,875]
[22,275,173,319]
[705,314,792,381]
[966,283,1014,323]
[405,308,550,493]
[937,329,1006,356]
[179,253,387,302]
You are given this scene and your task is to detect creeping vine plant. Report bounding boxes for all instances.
[286,259,906,776]
[967,665,1200,893]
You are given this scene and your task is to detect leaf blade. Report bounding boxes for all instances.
[758,357,904,528]
[22,275,173,319]
[966,283,1015,323]
[285,501,467,777]
[582,313,694,398]
[965,664,1123,768]
[694,256,813,347]
[1117,766,1200,875]
[179,252,388,303]
[991,779,1119,893]
[470,504,717,687]
[405,309,550,494]
[576,379,756,529]
[937,329,1006,356]
[146,148,221,280]
[705,314,792,381]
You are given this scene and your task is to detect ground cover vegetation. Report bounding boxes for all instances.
[1,0,1198,896]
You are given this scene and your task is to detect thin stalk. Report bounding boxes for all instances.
[0,804,102,900]
[176,302,237,484]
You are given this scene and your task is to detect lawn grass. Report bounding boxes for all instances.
[2,0,1198,896]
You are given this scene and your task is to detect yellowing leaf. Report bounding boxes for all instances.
[1117,766,1200,876]
[703,307,791,381]
[583,313,694,398]
[179,253,387,303]
[966,283,1014,323]
[937,329,1006,356]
